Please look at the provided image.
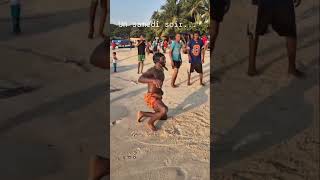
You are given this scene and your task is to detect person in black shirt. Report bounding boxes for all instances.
[136,35,147,74]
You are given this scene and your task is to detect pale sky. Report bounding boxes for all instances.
[110,0,166,25]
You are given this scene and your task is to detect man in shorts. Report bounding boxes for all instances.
[137,53,168,131]
[136,35,147,74]
[169,33,185,88]
[211,0,230,51]
[88,0,107,39]
[247,0,303,77]
[188,31,206,86]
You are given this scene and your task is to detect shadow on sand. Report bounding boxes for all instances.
[212,57,318,169]
[0,83,105,134]
[0,8,88,41]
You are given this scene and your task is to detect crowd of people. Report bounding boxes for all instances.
[110,31,209,133]
[111,32,209,85]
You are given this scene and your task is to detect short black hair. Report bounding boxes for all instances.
[193,31,200,35]
[113,52,116,55]
[153,52,165,64]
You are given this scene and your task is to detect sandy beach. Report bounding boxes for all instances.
[212,0,319,179]
[110,48,210,179]
[0,1,106,179]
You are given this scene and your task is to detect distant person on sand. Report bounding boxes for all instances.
[111,41,116,50]
[88,0,107,39]
[137,52,168,131]
[136,35,146,74]
[152,39,158,53]
[112,52,118,72]
[10,0,21,34]
[169,33,185,88]
[188,31,206,86]
[163,39,168,53]
[247,0,303,77]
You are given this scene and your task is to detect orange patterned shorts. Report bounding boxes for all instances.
[144,93,161,109]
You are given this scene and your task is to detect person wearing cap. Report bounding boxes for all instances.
[136,52,168,131]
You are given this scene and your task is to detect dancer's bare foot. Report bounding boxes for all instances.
[187,82,192,86]
[137,111,144,122]
[146,121,157,131]
[171,84,178,88]
[200,82,205,86]
[88,155,108,180]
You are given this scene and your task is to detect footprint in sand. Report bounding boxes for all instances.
[113,166,187,180]
[110,104,128,126]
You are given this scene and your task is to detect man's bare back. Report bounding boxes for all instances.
[137,53,168,131]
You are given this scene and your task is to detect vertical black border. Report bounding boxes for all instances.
[209,0,214,179]
[106,0,110,179]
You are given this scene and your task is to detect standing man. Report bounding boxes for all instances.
[188,31,206,86]
[211,0,230,52]
[247,0,303,77]
[169,33,185,88]
[136,35,147,74]
[10,0,21,34]
[88,0,107,39]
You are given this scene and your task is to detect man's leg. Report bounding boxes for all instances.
[88,0,98,39]
[211,20,220,52]
[187,70,192,86]
[99,0,107,38]
[146,100,168,131]
[140,61,144,73]
[137,111,168,122]
[286,36,304,77]
[137,61,141,74]
[171,68,179,88]
[199,73,204,86]
[248,34,259,76]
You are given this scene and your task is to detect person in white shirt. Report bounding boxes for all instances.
[10,0,21,34]
[112,52,118,72]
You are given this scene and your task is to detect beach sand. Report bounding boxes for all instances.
[0,1,106,179]
[110,48,210,180]
[212,0,319,179]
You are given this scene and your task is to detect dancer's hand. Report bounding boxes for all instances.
[152,79,162,88]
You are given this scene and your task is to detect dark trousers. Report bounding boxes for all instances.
[113,63,117,72]
[10,4,21,34]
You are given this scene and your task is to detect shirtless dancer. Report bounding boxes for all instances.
[88,0,107,39]
[137,52,169,131]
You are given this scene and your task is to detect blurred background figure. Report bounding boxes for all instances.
[10,0,21,34]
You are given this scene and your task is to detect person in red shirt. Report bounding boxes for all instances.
[201,35,208,45]
[111,41,116,50]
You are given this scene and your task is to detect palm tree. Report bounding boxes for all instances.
[151,0,183,37]
[189,0,209,25]
[150,0,210,36]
